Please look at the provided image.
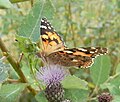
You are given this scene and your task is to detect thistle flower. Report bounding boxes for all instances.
[37,64,70,102]
[97,92,113,102]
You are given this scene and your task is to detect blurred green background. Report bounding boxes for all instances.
[0,0,120,102]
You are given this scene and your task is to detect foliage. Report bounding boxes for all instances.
[18,0,54,42]
[0,0,120,102]
[0,83,27,102]
[0,0,12,9]
[90,55,111,85]
[0,61,10,83]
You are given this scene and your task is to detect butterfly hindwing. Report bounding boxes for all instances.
[47,47,107,68]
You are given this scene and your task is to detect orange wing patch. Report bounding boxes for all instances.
[46,31,62,42]
[73,51,92,57]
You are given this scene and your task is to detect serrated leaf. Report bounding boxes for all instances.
[0,83,27,102]
[64,89,89,102]
[90,55,111,85]
[35,91,48,102]
[0,0,12,9]
[18,0,54,42]
[0,61,10,83]
[62,75,88,90]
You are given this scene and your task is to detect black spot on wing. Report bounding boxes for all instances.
[65,48,77,52]
[42,37,59,45]
[42,37,46,42]
[59,51,64,53]
[53,38,59,44]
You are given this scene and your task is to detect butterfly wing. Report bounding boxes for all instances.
[73,47,108,58]
[47,47,108,68]
[40,18,65,55]
[38,18,108,68]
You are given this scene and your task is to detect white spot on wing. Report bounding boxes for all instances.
[72,59,78,62]
[79,48,88,52]
[95,49,98,52]
[90,51,95,54]
[64,50,73,53]
[41,19,45,22]
[40,25,47,29]
[48,26,52,30]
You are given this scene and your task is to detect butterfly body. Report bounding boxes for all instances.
[38,18,108,68]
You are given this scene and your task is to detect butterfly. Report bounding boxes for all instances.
[37,18,108,68]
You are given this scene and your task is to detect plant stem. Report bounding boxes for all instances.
[31,0,34,7]
[0,38,36,95]
[28,55,42,90]
[68,3,76,47]
[0,38,26,82]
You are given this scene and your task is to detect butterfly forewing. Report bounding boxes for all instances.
[40,18,65,55]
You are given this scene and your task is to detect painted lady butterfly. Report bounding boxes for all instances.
[37,18,108,68]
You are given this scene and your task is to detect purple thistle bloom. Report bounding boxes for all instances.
[36,64,70,102]
[36,64,69,85]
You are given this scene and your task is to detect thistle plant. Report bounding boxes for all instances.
[37,64,70,102]
[97,92,113,102]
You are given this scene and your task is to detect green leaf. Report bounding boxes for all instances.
[0,0,12,9]
[64,89,89,102]
[108,76,120,95]
[18,0,54,42]
[112,95,120,102]
[100,83,120,95]
[19,93,37,102]
[100,64,120,93]
[90,55,111,85]
[62,75,88,90]
[0,61,10,83]
[100,74,120,95]
[0,83,27,102]
[116,63,120,75]
[110,76,120,88]
[35,91,48,102]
